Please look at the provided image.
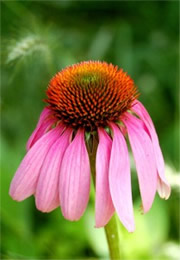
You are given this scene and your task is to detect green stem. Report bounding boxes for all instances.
[104,214,121,259]
[87,133,121,260]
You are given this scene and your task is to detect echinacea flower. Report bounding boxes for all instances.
[9,61,170,232]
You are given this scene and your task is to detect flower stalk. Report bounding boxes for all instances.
[104,214,121,259]
[87,133,121,260]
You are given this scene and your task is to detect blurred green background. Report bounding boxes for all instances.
[1,1,179,259]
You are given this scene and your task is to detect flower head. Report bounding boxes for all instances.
[46,61,138,131]
[9,61,170,232]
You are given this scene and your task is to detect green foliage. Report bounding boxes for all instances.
[1,1,179,259]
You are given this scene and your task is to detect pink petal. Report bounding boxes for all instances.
[26,107,56,151]
[9,125,64,201]
[95,128,115,228]
[122,113,157,213]
[132,100,171,199]
[35,128,72,212]
[109,123,135,232]
[59,129,90,221]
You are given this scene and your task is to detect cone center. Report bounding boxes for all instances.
[46,61,138,130]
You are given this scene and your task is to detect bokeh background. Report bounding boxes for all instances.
[1,1,179,259]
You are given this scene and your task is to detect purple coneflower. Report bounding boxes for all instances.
[9,61,170,232]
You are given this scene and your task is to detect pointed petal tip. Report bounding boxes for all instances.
[158,186,171,200]
[9,186,14,198]
[165,190,171,200]
[62,212,81,222]
[141,200,154,214]
[157,178,171,200]
[36,208,49,214]
[36,204,55,213]
[95,223,106,228]
[95,219,109,228]
[127,225,135,233]
[158,183,171,200]
[9,192,22,202]
[160,191,171,200]
[61,200,87,221]
[9,186,27,202]
[94,224,100,228]
[142,207,149,214]
[35,197,59,213]
[120,218,135,233]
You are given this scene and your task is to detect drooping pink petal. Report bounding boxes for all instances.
[132,100,171,199]
[9,125,64,201]
[35,129,72,212]
[26,107,56,151]
[95,128,114,228]
[59,129,90,221]
[122,113,157,213]
[109,122,135,232]
[35,128,72,212]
